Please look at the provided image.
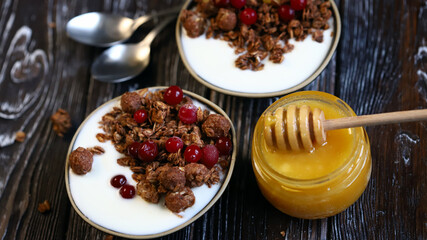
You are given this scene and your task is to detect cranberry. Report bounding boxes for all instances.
[163,85,184,105]
[201,145,219,168]
[231,0,246,9]
[214,0,230,8]
[215,137,233,155]
[133,109,148,124]
[290,0,307,11]
[178,104,198,124]
[111,175,127,188]
[165,136,184,153]
[239,8,257,25]
[184,145,203,163]
[138,140,158,162]
[128,141,141,158]
[119,184,136,199]
[278,5,295,22]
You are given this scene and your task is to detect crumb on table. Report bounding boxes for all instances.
[37,200,51,213]
[104,235,113,240]
[280,230,286,237]
[15,131,26,142]
[50,108,71,137]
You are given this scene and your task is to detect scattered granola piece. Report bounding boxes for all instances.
[137,180,160,203]
[104,235,114,240]
[87,146,105,155]
[280,230,286,237]
[202,114,231,138]
[38,200,51,213]
[96,133,109,142]
[181,9,207,38]
[184,163,209,187]
[120,91,142,114]
[158,167,186,192]
[51,108,71,137]
[15,131,26,142]
[164,187,195,213]
[216,8,237,31]
[312,29,324,43]
[69,147,93,175]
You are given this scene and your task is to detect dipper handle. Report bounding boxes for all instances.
[263,105,427,152]
[324,109,427,130]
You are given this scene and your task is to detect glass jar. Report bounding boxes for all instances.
[252,91,372,219]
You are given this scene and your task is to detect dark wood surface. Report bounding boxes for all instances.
[1,0,426,239]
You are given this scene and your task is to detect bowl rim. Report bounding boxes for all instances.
[175,0,342,98]
[64,86,237,239]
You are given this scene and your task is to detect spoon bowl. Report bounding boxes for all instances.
[67,7,180,47]
[67,13,135,47]
[91,17,175,82]
[91,44,151,82]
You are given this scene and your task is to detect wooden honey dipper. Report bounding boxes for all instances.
[263,105,427,152]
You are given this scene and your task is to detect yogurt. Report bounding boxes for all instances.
[180,19,335,94]
[68,96,225,236]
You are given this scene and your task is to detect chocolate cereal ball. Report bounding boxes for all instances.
[216,8,237,31]
[165,187,195,213]
[69,147,93,175]
[202,114,231,138]
[159,167,186,192]
[181,10,206,38]
[120,92,142,114]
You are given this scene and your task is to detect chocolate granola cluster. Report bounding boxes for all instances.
[181,0,332,71]
[98,88,232,213]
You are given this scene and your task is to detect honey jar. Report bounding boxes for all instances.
[252,91,372,219]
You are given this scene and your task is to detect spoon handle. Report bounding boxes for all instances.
[323,109,427,131]
[132,6,181,31]
[140,16,176,46]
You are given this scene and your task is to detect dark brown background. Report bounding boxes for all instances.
[0,0,426,239]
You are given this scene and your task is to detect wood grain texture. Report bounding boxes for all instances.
[0,0,425,239]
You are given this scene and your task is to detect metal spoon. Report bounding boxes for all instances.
[91,16,175,83]
[66,6,180,47]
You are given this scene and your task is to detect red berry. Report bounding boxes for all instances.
[215,137,233,155]
[163,86,184,105]
[138,140,158,162]
[201,145,219,168]
[165,136,184,153]
[111,175,127,188]
[128,142,141,158]
[119,184,135,199]
[133,109,148,124]
[214,0,230,8]
[179,104,198,124]
[278,5,295,22]
[290,0,307,11]
[231,0,246,9]
[239,8,257,25]
[184,145,203,163]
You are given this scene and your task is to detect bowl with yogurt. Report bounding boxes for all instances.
[65,86,236,238]
[176,0,341,97]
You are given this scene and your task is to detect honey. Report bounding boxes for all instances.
[252,91,372,219]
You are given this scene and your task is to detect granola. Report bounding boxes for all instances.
[181,0,333,71]
[15,131,26,142]
[98,88,232,213]
[37,200,51,213]
[69,147,93,175]
[51,108,71,137]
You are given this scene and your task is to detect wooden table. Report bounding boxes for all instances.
[1,0,426,239]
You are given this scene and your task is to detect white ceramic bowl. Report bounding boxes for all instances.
[176,0,341,97]
[65,87,236,238]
